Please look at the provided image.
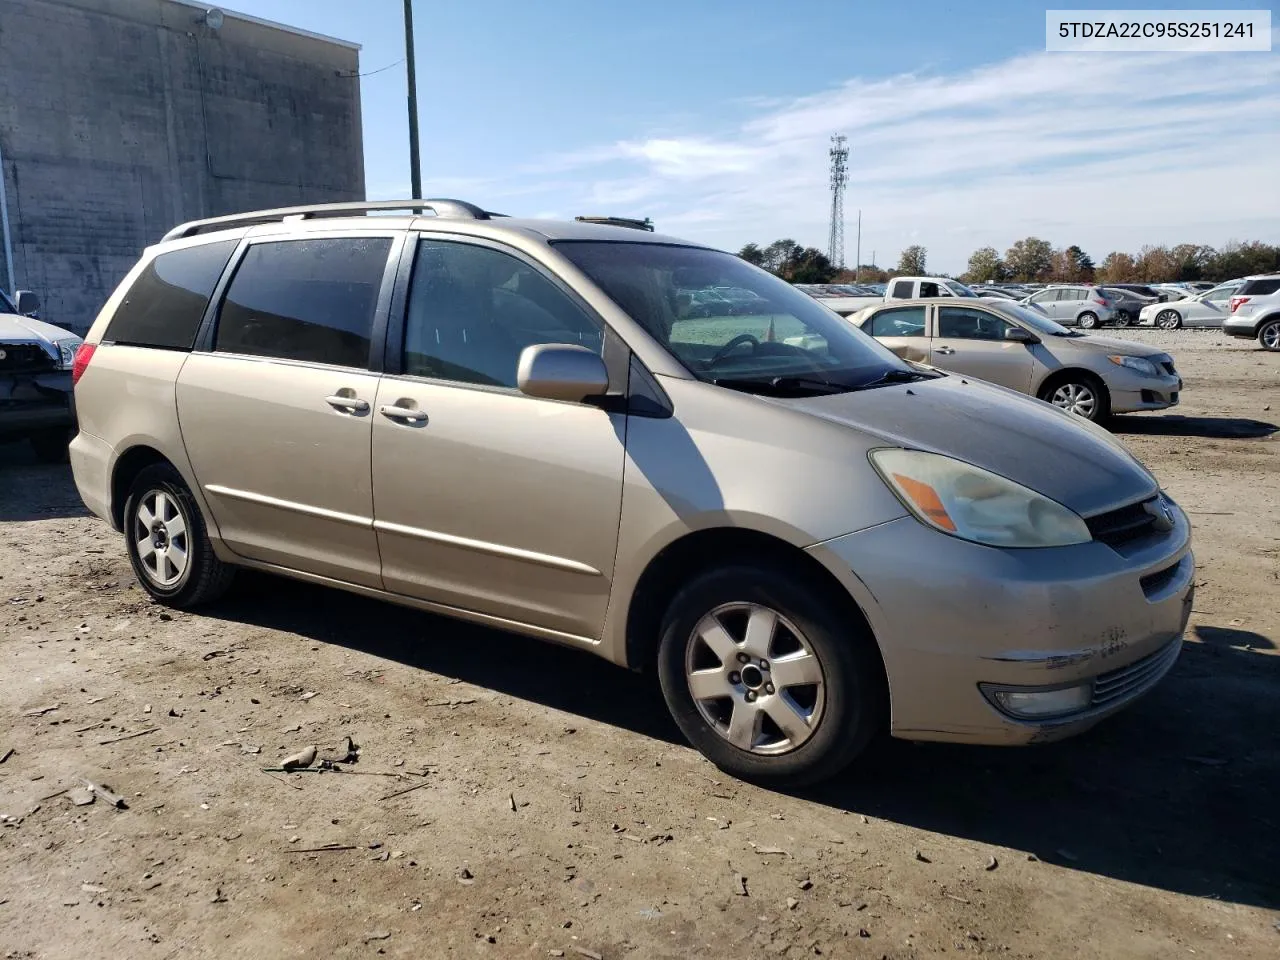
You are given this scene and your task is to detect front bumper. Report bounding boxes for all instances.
[0,371,74,441]
[809,502,1193,745]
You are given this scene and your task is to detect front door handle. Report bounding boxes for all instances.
[379,404,429,424]
[934,346,956,355]
[325,395,370,414]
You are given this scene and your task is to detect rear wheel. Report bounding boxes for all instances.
[1039,374,1110,422]
[29,429,70,463]
[1077,311,1099,330]
[656,563,885,786]
[123,463,234,607]
[1259,319,1280,352]
[1156,309,1182,330]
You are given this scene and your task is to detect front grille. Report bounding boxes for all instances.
[1091,638,1181,707]
[0,343,56,374]
[1139,559,1181,598]
[1085,497,1159,547]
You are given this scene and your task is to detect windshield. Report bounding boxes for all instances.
[996,303,1075,336]
[945,280,978,297]
[554,242,913,390]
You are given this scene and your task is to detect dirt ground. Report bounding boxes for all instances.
[2,328,1278,959]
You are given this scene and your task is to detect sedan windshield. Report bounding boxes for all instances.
[554,242,917,394]
[996,303,1077,336]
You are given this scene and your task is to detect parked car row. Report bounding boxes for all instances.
[65,200,1196,785]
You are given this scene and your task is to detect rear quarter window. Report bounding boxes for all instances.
[1239,278,1280,297]
[105,240,238,349]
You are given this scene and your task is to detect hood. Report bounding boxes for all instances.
[1057,333,1168,358]
[784,375,1158,517]
[0,313,79,344]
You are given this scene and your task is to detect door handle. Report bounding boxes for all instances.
[934,346,956,355]
[325,395,370,414]
[379,404,428,424]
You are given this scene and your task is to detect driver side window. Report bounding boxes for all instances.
[403,240,603,388]
[938,307,1010,341]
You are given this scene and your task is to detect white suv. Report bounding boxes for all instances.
[1224,275,1280,351]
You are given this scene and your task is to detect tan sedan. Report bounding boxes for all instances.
[850,298,1183,421]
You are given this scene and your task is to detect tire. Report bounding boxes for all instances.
[656,563,886,786]
[1156,309,1182,330]
[1115,311,1133,327]
[1077,311,1099,330]
[123,463,234,607]
[1259,318,1280,352]
[1039,373,1111,423]
[29,429,70,463]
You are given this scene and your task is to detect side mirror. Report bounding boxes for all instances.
[1005,326,1038,343]
[517,343,610,403]
[15,290,40,316]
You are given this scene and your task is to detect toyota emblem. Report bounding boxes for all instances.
[1145,494,1176,532]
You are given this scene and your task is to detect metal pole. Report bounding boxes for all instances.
[855,209,861,282]
[0,139,15,295]
[403,0,422,199]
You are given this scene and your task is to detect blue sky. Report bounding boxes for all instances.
[229,0,1278,273]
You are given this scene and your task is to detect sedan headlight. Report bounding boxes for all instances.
[1108,355,1159,377]
[53,338,82,370]
[869,448,1091,548]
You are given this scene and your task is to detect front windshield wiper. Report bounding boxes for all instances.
[712,375,852,397]
[849,368,937,389]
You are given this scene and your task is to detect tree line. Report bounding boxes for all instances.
[738,237,1280,285]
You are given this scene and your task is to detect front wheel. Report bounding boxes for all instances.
[1259,319,1280,352]
[1077,311,1099,330]
[1115,311,1134,327]
[124,463,235,607]
[1156,310,1182,330]
[1040,375,1111,422]
[656,564,886,786]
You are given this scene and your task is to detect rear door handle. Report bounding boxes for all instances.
[325,395,370,414]
[379,404,428,424]
[934,346,956,355]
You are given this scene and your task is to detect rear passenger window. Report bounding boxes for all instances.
[214,237,392,368]
[401,240,602,388]
[105,240,237,349]
[1241,278,1280,296]
[891,280,913,298]
[865,306,926,338]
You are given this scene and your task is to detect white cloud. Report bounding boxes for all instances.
[492,42,1280,272]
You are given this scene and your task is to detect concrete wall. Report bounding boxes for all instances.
[0,0,364,332]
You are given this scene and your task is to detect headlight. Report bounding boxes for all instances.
[869,448,1092,548]
[54,338,82,370]
[1108,355,1159,377]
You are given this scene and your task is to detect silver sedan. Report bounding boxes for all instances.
[1138,283,1237,329]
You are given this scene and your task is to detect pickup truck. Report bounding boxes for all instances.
[884,276,981,300]
[1,290,80,462]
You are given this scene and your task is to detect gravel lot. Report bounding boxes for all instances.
[2,328,1277,959]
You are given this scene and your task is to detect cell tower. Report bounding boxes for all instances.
[827,134,849,268]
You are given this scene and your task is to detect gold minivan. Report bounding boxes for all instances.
[70,201,1193,784]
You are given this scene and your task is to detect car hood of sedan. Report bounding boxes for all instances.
[1058,333,1170,358]
[785,374,1159,517]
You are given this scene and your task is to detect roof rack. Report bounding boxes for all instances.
[161,199,494,242]
[574,216,654,232]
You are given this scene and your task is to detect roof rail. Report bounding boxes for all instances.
[161,199,493,242]
[574,216,654,232]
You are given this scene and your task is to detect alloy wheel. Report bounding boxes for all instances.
[684,602,826,755]
[1049,382,1097,418]
[1078,312,1098,329]
[1261,321,1280,351]
[132,489,190,587]
[1156,310,1181,330]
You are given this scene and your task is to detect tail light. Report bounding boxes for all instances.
[71,342,97,385]
[1229,296,1250,313]
[1094,297,1109,307]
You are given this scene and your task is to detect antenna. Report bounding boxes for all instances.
[827,134,849,268]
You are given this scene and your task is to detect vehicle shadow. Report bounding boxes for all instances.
[1110,414,1278,439]
[211,575,1280,910]
[0,446,91,521]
